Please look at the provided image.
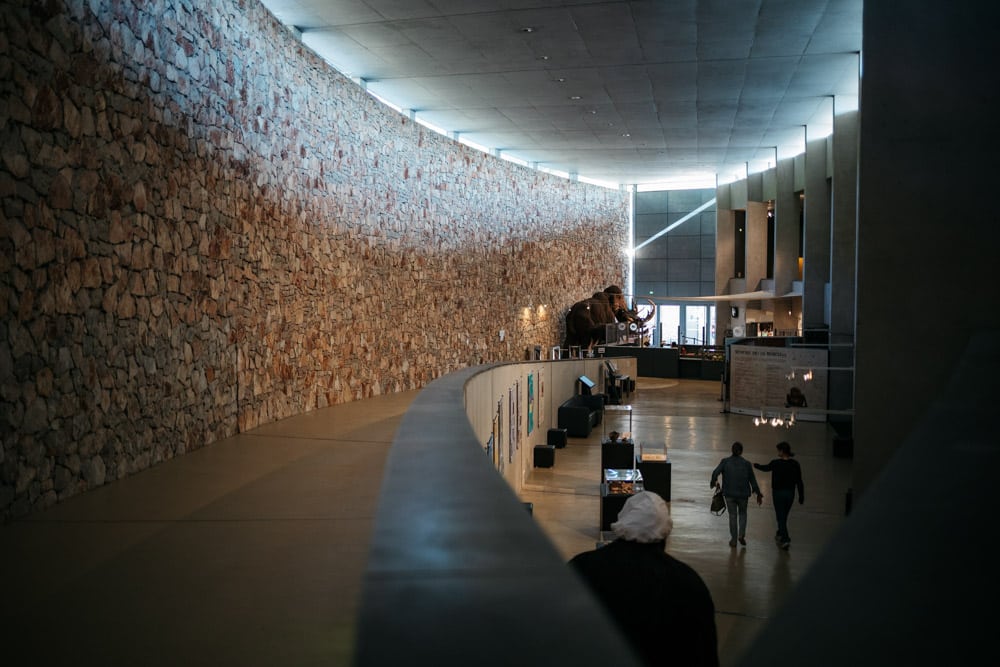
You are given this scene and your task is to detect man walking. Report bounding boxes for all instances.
[710,442,763,547]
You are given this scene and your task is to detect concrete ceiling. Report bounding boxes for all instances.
[257,0,862,188]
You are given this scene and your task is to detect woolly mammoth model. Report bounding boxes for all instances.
[564,286,656,349]
[564,286,621,349]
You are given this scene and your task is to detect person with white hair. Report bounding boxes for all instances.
[568,491,719,667]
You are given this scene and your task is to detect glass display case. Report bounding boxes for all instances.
[679,345,725,362]
[600,468,643,531]
[678,345,726,380]
[603,468,643,495]
[638,442,667,462]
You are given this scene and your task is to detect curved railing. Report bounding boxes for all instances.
[354,364,642,667]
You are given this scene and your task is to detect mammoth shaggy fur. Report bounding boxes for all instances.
[564,286,626,349]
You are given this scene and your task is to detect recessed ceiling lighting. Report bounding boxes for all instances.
[589,110,597,114]
[538,55,549,61]
[520,27,536,33]
[569,95,581,100]
[556,77,566,82]
[621,133,631,137]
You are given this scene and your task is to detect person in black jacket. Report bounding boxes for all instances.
[569,491,719,667]
[753,441,805,549]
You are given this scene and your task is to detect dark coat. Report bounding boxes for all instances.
[569,539,719,667]
[754,458,805,501]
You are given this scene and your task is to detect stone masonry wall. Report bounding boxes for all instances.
[0,0,629,519]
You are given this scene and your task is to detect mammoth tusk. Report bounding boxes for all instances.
[639,298,657,323]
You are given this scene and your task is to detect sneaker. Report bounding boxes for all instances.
[739,536,747,546]
[729,539,737,547]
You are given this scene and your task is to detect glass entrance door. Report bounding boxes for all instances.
[685,306,707,345]
[658,305,680,345]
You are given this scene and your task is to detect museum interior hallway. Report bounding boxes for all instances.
[1,376,851,666]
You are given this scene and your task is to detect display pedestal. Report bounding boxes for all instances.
[636,442,670,501]
[636,458,671,501]
[601,438,635,470]
[600,494,629,532]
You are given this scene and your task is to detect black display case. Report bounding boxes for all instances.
[636,442,671,501]
[600,468,643,531]
[601,437,635,470]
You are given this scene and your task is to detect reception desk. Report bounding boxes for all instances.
[603,345,724,380]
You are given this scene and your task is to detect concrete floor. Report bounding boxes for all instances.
[521,377,852,667]
[1,377,850,666]
[1,389,418,666]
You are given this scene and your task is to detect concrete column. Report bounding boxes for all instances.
[715,206,736,344]
[728,178,748,210]
[762,167,777,202]
[854,4,1000,497]
[715,208,736,288]
[829,98,859,428]
[803,133,831,333]
[772,158,798,334]
[745,200,769,293]
[747,171,764,203]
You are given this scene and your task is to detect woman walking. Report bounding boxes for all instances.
[753,441,804,550]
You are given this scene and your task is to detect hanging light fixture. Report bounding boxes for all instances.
[753,409,797,428]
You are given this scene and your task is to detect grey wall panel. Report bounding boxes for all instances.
[668,236,702,258]
[667,259,701,281]
[666,282,702,297]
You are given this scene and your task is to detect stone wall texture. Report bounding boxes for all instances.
[0,0,630,519]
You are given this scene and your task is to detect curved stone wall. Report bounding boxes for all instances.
[0,0,629,519]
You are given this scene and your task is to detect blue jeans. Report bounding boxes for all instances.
[725,496,749,540]
[772,488,795,542]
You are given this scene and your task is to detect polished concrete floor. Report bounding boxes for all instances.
[521,377,852,667]
[1,389,419,666]
[2,377,851,666]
